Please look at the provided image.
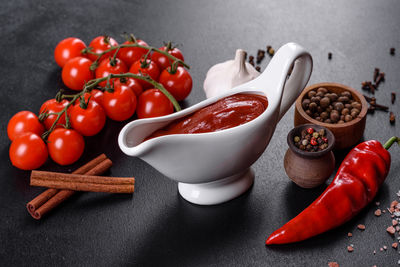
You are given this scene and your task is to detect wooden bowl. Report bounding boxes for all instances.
[284,124,335,188]
[294,82,368,150]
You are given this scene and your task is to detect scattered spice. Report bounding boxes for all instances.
[363,94,389,112]
[357,224,366,230]
[375,209,382,216]
[374,68,380,82]
[390,200,399,208]
[347,246,354,252]
[328,52,332,60]
[387,226,396,235]
[26,154,111,220]
[373,103,389,111]
[328,262,339,267]
[390,112,396,124]
[361,68,386,95]
[348,232,353,237]
[248,55,254,66]
[30,170,135,193]
[266,45,274,56]
[256,49,265,64]
[390,47,396,55]
[376,72,385,87]
[392,92,396,104]
[393,242,398,249]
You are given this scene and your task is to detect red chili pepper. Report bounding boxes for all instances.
[307,127,314,134]
[266,137,399,245]
[310,137,317,146]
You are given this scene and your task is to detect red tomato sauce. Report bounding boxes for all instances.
[146,93,268,140]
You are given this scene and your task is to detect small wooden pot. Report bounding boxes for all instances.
[284,124,335,188]
[294,82,368,150]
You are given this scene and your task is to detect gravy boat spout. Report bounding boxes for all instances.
[118,42,312,205]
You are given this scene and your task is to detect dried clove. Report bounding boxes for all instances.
[256,49,265,64]
[372,102,389,111]
[370,84,376,94]
[368,106,375,114]
[390,48,395,55]
[363,95,375,102]
[376,72,385,86]
[328,52,332,60]
[266,45,274,56]
[373,68,380,82]
[248,55,254,66]
[392,92,396,104]
[361,81,372,91]
[361,81,376,93]
[390,112,395,124]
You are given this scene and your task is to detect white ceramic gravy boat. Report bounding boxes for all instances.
[119,43,312,205]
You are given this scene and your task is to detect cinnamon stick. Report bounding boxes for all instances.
[27,154,109,219]
[31,170,134,193]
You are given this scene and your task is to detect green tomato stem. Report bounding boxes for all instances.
[41,73,181,140]
[91,43,190,69]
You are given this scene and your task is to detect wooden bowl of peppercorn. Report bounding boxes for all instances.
[294,82,368,150]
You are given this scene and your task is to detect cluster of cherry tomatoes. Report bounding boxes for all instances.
[8,35,193,170]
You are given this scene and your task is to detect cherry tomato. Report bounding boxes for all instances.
[151,46,184,70]
[95,58,127,87]
[137,89,173,119]
[113,78,143,97]
[129,59,160,89]
[70,100,106,136]
[9,133,48,170]
[54,37,87,68]
[83,89,104,107]
[159,66,192,101]
[39,99,70,130]
[87,36,118,62]
[47,128,84,165]
[7,111,44,141]
[117,39,149,67]
[103,83,137,121]
[62,57,94,91]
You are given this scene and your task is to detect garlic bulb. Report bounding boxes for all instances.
[203,49,260,98]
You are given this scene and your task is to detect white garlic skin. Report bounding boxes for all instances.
[203,49,260,99]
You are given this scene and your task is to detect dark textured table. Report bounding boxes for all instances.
[1,0,399,266]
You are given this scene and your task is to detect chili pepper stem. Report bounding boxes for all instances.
[383,136,400,150]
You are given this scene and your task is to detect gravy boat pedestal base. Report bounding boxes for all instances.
[178,168,254,205]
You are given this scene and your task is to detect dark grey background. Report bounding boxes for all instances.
[1,0,399,266]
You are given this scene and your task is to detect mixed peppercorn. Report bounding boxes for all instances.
[294,127,329,152]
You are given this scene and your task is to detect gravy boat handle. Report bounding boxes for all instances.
[235,42,313,121]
